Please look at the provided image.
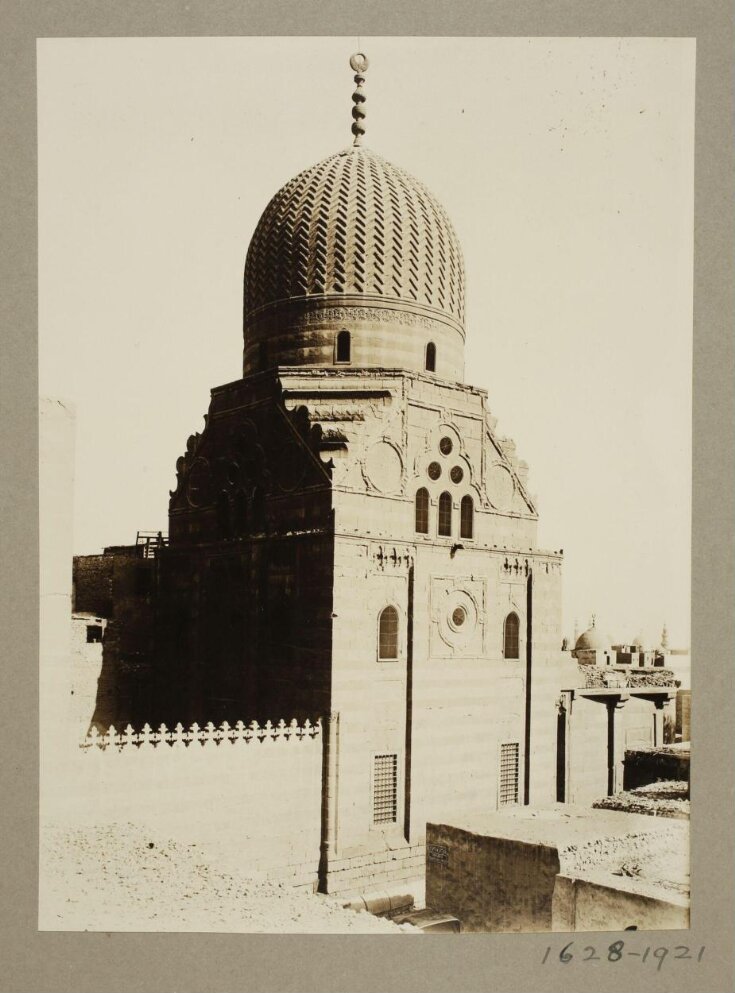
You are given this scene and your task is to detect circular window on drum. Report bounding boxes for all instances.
[427,461,442,481]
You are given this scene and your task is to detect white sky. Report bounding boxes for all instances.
[38,36,695,649]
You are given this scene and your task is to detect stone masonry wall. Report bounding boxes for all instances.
[425,822,561,932]
[63,721,324,890]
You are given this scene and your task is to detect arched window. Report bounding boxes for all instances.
[336,329,351,363]
[378,606,399,661]
[504,612,520,659]
[415,488,429,534]
[438,491,452,536]
[460,495,474,539]
[425,342,436,372]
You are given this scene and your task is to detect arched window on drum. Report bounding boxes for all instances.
[460,495,474,539]
[503,612,520,660]
[378,606,399,662]
[425,341,436,372]
[336,329,351,363]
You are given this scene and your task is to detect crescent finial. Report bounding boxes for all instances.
[349,52,369,146]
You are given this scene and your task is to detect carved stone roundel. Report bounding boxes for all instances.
[487,463,515,511]
[439,589,477,649]
[364,441,402,493]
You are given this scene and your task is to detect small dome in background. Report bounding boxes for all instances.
[574,623,611,653]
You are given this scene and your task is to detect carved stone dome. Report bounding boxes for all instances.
[242,146,466,380]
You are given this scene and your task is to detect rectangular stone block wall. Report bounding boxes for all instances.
[553,874,690,932]
[526,566,564,807]
[567,697,610,805]
[425,822,561,932]
[64,729,324,888]
[623,747,690,792]
[326,844,426,897]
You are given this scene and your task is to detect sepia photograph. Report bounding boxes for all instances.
[37,35,694,935]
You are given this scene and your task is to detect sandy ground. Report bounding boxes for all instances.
[560,821,689,896]
[39,821,418,934]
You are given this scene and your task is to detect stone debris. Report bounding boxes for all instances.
[593,780,689,819]
[40,821,418,934]
[559,824,689,896]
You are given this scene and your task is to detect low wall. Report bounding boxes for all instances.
[46,720,324,890]
[623,747,690,791]
[425,823,561,932]
[553,874,690,931]
[425,808,689,934]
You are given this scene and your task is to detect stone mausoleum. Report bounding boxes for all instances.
[73,54,679,896]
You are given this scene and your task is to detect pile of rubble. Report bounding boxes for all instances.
[39,821,418,934]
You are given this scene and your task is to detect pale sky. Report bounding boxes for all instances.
[38,36,695,649]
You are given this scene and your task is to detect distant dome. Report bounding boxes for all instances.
[631,633,646,650]
[242,146,466,378]
[574,625,611,652]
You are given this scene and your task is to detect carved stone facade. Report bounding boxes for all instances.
[70,104,677,899]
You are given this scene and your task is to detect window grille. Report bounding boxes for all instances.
[504,612,520,659]
[438,491,452,536]
[499,743,520,805]
[378,606,399,661]
[460,495,474,538]
[373,753,398,824]
[415,488,429,534]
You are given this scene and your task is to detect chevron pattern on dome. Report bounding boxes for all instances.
[244,147,465,329]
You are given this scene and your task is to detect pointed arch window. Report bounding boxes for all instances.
[425,342,436,372]
[504,612,520,660]
[415,487,429,534]
[438,491,452,536]
[460,495,474,539]
[378,606,399,661]
[336,329,351,363]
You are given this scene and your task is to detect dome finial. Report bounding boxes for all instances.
[349,52,369,146]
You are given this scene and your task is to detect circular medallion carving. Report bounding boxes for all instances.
[487,463,515,511]
[364,441,402,493]
[186,458,212,508]
[439,589,478,649]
